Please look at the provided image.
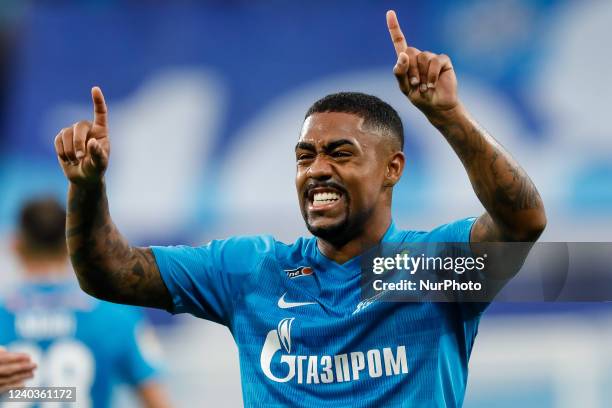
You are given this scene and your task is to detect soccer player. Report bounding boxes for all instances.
[0,197,172,408]
[52,10,546,407]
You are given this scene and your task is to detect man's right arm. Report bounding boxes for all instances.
[55,87,171,309]
[67,181,171,309]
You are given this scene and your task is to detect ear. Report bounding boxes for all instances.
[383,151,405,187]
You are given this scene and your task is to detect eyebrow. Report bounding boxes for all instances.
[326,139,355,152]
[295,141,316,152]
[295,139,356,152]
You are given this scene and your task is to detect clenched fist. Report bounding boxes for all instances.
[386,10,458,114]
[54,87,110,185]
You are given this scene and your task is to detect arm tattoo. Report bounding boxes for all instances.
[432,109,546,242]
[67,181,172,309]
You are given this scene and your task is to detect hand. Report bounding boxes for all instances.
[0,346,36,394]
[54,86,110,185]
[386,10,458,114]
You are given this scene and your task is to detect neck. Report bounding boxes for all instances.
[21,258,70,280]
[317,214,392,264]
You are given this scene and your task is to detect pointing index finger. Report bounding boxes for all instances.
[386,10,408,57]
[91,86,108,128]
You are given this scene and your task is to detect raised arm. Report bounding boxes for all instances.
[54,87,172,309]
[386,10,546,243]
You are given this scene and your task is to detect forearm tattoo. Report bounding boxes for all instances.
[66,182,171,309]
[435,116,546,242]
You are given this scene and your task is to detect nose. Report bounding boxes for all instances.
[307,154,333,180]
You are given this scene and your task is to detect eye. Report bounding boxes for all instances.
[296,153,314,162]
[331,151,352,158]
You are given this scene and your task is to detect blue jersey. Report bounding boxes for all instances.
[152,218,482,407]
[0,280,158,408]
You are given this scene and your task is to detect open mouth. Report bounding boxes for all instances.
[307,187,345,211]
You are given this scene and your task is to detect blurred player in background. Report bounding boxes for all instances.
[52,10,546,407]
[0,197,172,408]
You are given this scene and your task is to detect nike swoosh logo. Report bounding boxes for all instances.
[277,292,316,309]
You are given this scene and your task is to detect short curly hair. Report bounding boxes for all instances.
[305,92,404,151]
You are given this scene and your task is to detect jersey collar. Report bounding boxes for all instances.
[311,219,399,273]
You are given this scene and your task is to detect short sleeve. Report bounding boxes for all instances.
[425,217,477,243]
[426,217,490,317]
[117,312,161,386]
[151,235,275,325]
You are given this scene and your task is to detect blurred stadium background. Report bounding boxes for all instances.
[1,0,611,407]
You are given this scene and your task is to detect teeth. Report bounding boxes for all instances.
[313,192,340,203]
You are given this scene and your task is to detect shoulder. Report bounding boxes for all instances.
[163,234,311,258]
[198,234,283,267]
[216,235,315,269]
[151,234,312,274]
[212,234,278,253]
[210,234,313,254]
[272,236,315,258]
[153,234,277,258]
[395,217,477,243]
[95,301,143,322]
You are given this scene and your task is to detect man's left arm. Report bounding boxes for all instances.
[387,10,546,243]
[427,105,546,243]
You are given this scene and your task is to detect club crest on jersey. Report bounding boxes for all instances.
[284,266,314,279]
